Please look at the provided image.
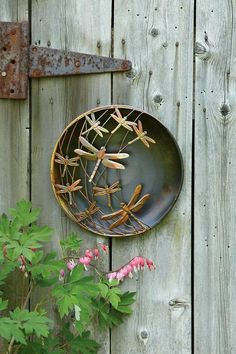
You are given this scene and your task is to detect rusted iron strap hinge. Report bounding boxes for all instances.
[0,21,132,99]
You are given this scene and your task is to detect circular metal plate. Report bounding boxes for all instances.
[51,105,184,237]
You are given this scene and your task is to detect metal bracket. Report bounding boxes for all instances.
[0,21,132,99]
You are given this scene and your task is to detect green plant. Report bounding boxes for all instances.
[0,201,155,354]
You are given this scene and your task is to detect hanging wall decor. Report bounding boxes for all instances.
[51,105,184,237]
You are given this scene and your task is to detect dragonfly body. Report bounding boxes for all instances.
[82,114,109,137]
[128,120,156,148]
[75,202,100,222]
[75,137,129,182]
[55,179,82,205]
[93,181,121,207]
[101,184,150,230]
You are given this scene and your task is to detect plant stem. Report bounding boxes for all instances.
[7,281,35,354]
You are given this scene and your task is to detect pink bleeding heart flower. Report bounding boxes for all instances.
[100,244,108,254]
[79,256,91,270]
[59,269,65,281]
[67,259,76,271]
[116,268,127,281]
[123,264,133,278]
[93,248,99,259]
[85,249,93,260]
[130,256,144,271]
[107,272,117,282]
[146,259,155,270]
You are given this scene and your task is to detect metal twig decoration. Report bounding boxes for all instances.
[51,105,184,237]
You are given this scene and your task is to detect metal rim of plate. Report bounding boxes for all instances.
[50,105,184,237]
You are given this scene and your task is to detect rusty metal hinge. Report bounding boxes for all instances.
[0,21,132,99]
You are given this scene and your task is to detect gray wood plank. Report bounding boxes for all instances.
[195,1,236,353]
[0,0,29,308]
[31,1,111,351]
[112,1,193,353]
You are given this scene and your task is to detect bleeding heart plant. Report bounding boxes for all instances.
[0,200,155,354]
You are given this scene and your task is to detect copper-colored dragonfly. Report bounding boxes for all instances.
[111,108,137,134]
[128,120,156,148]
[74,137,129,183]
[55,179,82,205]
[93,181,121,208]
[54,152,80,177]
[101,184,150,230]
[75,202,100,222]
[82,113,109,137]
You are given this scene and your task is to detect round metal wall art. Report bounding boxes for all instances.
[50,105,184,237]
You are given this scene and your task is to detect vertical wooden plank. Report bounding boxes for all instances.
[112,1,193,353]
[31,0,111,351]
[195,2,236,353]
[0,0,29,307]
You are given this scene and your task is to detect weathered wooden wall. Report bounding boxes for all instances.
[195,1,236,353]
[1,0,236,353]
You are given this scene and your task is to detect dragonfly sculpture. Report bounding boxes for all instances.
[55,179,83,205]
[82,113,109,137]
[54,152,80,177]
[93,181,121,208]
[111,108,137,134]
[74,137,129,182]
[75,202,100,222]
[128,120,156,148]
[101,184,150,230]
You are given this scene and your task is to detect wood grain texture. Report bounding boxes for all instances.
[111,1,193,353]
[195,1,236,353]
[31,1,111,351]
[0,0,29,308]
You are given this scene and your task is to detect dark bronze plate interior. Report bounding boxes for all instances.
[51,105,184,237]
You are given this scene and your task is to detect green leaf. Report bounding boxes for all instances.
[10,200,40,227]
[108,292,120,309]
[30,252,64,281]
[0,298,8,311]
[10,308,51,338]
[0,317,26,344]
[68,264,84,283]
[98,283,109,298]
[60,233,82,252]
[70,331,100,354]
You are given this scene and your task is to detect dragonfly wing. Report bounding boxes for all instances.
[74,149,96,160]
[138,120,144,133]
[55,159,64,164]
[111,113,120,124]
[55,152,64,160]
[101,209,124,220]
[133,125,141,136]
[115,107,123,119]
[79,136,98,153]
[104,153,129,160]
[98,126,109,133]
[122,123,134,131]
[145,136,156,144]
[55,184,66,189]
[94,128,103,137]
[85,115,94,126]
[109,213,129,230]
[102,159,125,169]
[130,194,151,212]
[127,184,142,208]
[141,138,150,148]
[110,181,120,188]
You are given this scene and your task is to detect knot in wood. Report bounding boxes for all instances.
[151,28,159,37]
[140,330,148,339]
[220,103,230,116]
[195,42,207,55]
[153,94,163,104]
[126,68,137,79]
